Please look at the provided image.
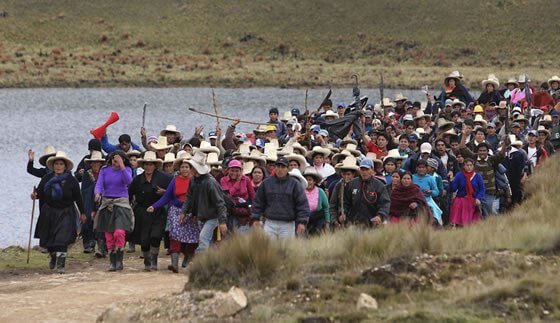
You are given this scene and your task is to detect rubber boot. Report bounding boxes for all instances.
[108,250,117,272]
[181,255,189,268]
[56,252,67,274]
[168,253,179,273]
[150,247,159,271]
[116,248,124,271]
[95,238,107,258]
[127,243,136,253]
[49,252,56,270]
[143,251,151,271]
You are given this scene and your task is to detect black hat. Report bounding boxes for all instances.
[88,139,101,151]
[291,108,300,116]
[275,156,289,167]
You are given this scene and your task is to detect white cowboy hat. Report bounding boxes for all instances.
[280,111,293,122]
[340,136,358,146]
[205,152,221,166]
[384,149,407,161]
[187,151,210,175]
[39,145,57,166]
[160,125,182,138]
[508,135,523,147]
[323,110,339,119]
[305,146,332,159]
[331,150,352,165]
[325,143,339,154]
[233,142,252,157]
[264,143,278,162]
[137,151,163,169]
[442,128,459,138]
[242,160,255,175]
[150,136,173,151]
[286,153,307,173]
[303,166,323,184]
[291,142,308,156]
[473,114,488,127]
[496,101,508,110]
[364,153,383,168]
[394,93,408,102]
[335,156,359,171]
[445,71,462,84]
[253,124,268,134]
[46,151,74,171]
[482,74,499,89]
[244,149,267,164]
[437,118,455,132]
[288,168,308,189]
[537,125,550,137]
[451,99,465,108]
[517,74,528,83]
[381,98,395,107]
[341,143,359,157]
[505,78,519,87]
[162,152,176,164]
[548,75,560,85]
[539,115,552,124]
[277,144,294,156]
[199,141,220,154]
[126,150,142,158]
[173,151,192,171]
[414,110,430,120]
[85,150,105,164]
[514,115,528,123]
[415,128,426,136]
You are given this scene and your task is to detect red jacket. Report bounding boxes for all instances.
[532,92,555,108]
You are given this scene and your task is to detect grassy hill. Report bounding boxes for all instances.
[0,0,558,88]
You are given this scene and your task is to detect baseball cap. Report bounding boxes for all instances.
[528,130,538,137]
[228,160,242,168]
[420,142,432,154]
[408,134,419,142]
[551,110,559,117]
[275,156,289,167]
[291,108,300,116]
[318,129,329,137]
[359,159,374,169]
[310,125,321,133]
[364,110,373,118]
[208,131,217,140]
[337,102,346,108]
[445,99,453,106]
[511,122,520,128]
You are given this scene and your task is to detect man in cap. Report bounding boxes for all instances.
[268,107,288,139]
[522,130,548,174]
[336,102,346,117]
[343,159,390,226]
[251,156,309,239]
[550,110,560,149]
[402,142,448,180]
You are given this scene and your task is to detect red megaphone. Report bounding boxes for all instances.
[90,112,120,140]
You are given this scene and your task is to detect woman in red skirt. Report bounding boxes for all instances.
[449,158,485,226]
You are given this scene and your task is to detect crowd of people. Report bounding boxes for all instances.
[27,71,559,273]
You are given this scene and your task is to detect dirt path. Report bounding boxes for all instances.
[0,254,187,322]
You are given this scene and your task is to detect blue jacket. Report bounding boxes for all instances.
[101,135,141,154]
[450,172,485,201]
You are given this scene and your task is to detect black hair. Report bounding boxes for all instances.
[451,111,460,118]
[463,119,475,127]
[250,165,268,181]
[88,139,101,151]
[376,132,390,141]
[541,82,549,90]
[118,134,132,144]
[417,159,428,167]
[404,120,415,128]
[398,134,410,142]
[188,137,201,148]
[106,150,131,168]
[474,128,486,135]
[475,142,490,152]
[434,139,447,147]
[383,157,396,166]
[322,99,333,107]
[464,157,475,165]
[269,107,279,114]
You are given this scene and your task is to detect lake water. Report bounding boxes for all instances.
[0,87,430,247]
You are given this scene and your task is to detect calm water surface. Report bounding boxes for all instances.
[0,87,431,247]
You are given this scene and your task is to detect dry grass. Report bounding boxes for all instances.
[0,0,558,88]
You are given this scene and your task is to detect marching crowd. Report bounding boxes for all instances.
[27,71,559,274]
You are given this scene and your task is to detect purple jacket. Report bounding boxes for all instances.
[152,177,184,209]
[94,166,133,198]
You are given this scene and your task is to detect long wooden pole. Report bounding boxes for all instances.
[27,186,37,264]
[211,89,220,128]
[188,108,262,125]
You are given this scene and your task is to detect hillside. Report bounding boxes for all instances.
[0,0,558,88]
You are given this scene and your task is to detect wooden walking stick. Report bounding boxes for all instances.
[188,108,263,125]
[27,186,37,264]
[141,102,148,128]
[211,89,220,128]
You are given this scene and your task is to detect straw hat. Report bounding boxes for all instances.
[85,150,105,164]
[341,143,360,157]
[481,74,499,89]
[451,99,465,108]
[197,141,219,154]
[473,114,488,127]
[233,142,252,157]
[364,153,383,168]
[340,136,358,146]
[162,152,176,164]
[286,153,307,173]
[38,145,57,166]
[253,124,268,134]
[323,110,339,119]
[206,152,221,166]
[264,143,278,162]
[394,93,408,102]
[187,151,210,174]
[514,115,528,123]
[537,125,550,137]
[243,161,255,175]
[442,128,459,138]
[548,75,560,86]
[437,118,455,132]
[384,149,407,160]
[517,74,528,83]
[505,78,519,87]
[496,101,508,110]
[508,135,523,147]
[126,150,142,158]
[415,128,426,136]
[382,98,395,108]
[160,125,182,137]
[539,115,552,124]
[291,142,308,156]
[150,136,173,151]
[305,146,332,159]
[325,143,340,154]
[173,151,192,171]
[245,149,267,164]
[288,168,308,189]
[277,144,294,156]
[280,111,293,122]
[303,166,323,184]
[335,156,359,171]
[137,151,163,169]
[46,151,74,171]
[445,71,462,84]
[414,110,430,120]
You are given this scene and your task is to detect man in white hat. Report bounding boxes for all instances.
[181,151,228,253]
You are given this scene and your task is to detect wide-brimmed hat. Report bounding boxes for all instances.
[286,153,307,173]
[280,111,293,122]
[340,136,358,146]
[331,150,352,165]
[364,153,383,168]
[343,143,361,157]
[437,118,455,132]
[199,141,220,154]
[291,142,308,156]
[46,151,74,171]
[473,114,488,127]
[323,110,339,119]
[277,144,294,156]
[414,110,430,120]
[245,149,266,164]
[385,149,407,161]
[539,115,552,125]
[481,74,499,89]
[548,75,560,86]
[415,128,426,136]
[537,125,550,137]
[303,166,323,184]
[508,135,523,147]
[137,151,163,169]
[445,71,462,84]
[517,74,528,83]
[126,150,142,158]
[38,145,57,166]
[173,151,192,171]
[394,93,408,102]
[382,98,395,108]
[335,155,359,171]
[505,78,519,87]
[442,128,459,138]
[451,99,465,108]
[233,142,252,157]
[160,125,182,138]
[305,146,332,159]
[253,124,268,134]
[206,152,222,166]
[514,115,528,123]
[187,151,210,174]
[496,101,508,110]
[85,150,105,164]
[150,136,173,151]
[243,161,255,175]
[162,152,176,164]
[264,143,278,162]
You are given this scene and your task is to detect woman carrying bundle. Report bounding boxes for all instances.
[388,171,431,224]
